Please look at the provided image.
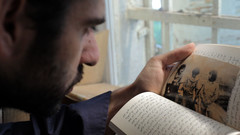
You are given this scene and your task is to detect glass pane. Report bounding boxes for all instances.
[153,21,162,54]
[218,29,240,45]
[171,0,213,14]
[171,24,211,48]
[221,0,240,17]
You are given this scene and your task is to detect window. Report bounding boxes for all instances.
[106,0,240,86]
[128,0,240,55]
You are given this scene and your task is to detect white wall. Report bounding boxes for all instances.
[110,0,147,85]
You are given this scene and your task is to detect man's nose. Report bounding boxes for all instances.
[80,29,99,66]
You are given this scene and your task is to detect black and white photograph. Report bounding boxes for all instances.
[164,55,240,124]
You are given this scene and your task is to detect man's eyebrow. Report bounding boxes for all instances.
[84,17,105,25]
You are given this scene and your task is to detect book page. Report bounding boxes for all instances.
[227,71,240,130]
[194,44,240,66]
[163,44,240,129]
[110,92,240,135]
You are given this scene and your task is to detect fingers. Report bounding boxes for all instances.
[160,43,195,66]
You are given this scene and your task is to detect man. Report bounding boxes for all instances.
[165,64,186,104]
[0,0,195,134]
[197,70,227,124]
[182,67,200,110]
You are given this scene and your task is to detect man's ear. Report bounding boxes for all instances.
[0,0,26,60]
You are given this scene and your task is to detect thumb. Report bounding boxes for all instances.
[159,43,195,66]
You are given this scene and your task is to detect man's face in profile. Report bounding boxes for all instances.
[0,0,105,116]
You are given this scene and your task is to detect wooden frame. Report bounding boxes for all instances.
[143,0,155,60]
[105,0,118,85]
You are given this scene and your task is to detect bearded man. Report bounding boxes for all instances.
[0,0,195,134]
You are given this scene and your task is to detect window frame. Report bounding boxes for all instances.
[127,0,240,53]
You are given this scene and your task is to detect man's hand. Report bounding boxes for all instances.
[132,43,195,95]
[106,43,195,135]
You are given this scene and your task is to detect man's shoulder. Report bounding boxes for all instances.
[0,121,33,135]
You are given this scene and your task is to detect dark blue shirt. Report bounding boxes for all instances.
[0,91,112,135]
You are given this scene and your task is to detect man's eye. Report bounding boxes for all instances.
[91,26,98,32]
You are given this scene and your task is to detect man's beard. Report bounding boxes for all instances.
[0,63,83,117]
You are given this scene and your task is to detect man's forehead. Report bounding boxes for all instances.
[75,0,105,14]
[71,0,105,24]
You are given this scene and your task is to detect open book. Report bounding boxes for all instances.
[109,44,240,135]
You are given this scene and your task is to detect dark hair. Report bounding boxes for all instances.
[192,68,200,76]
[26,0,75,41]
[177,64,186,74]
[26,0,73,33]
[209,70,217,82]
[24,0,75,64]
